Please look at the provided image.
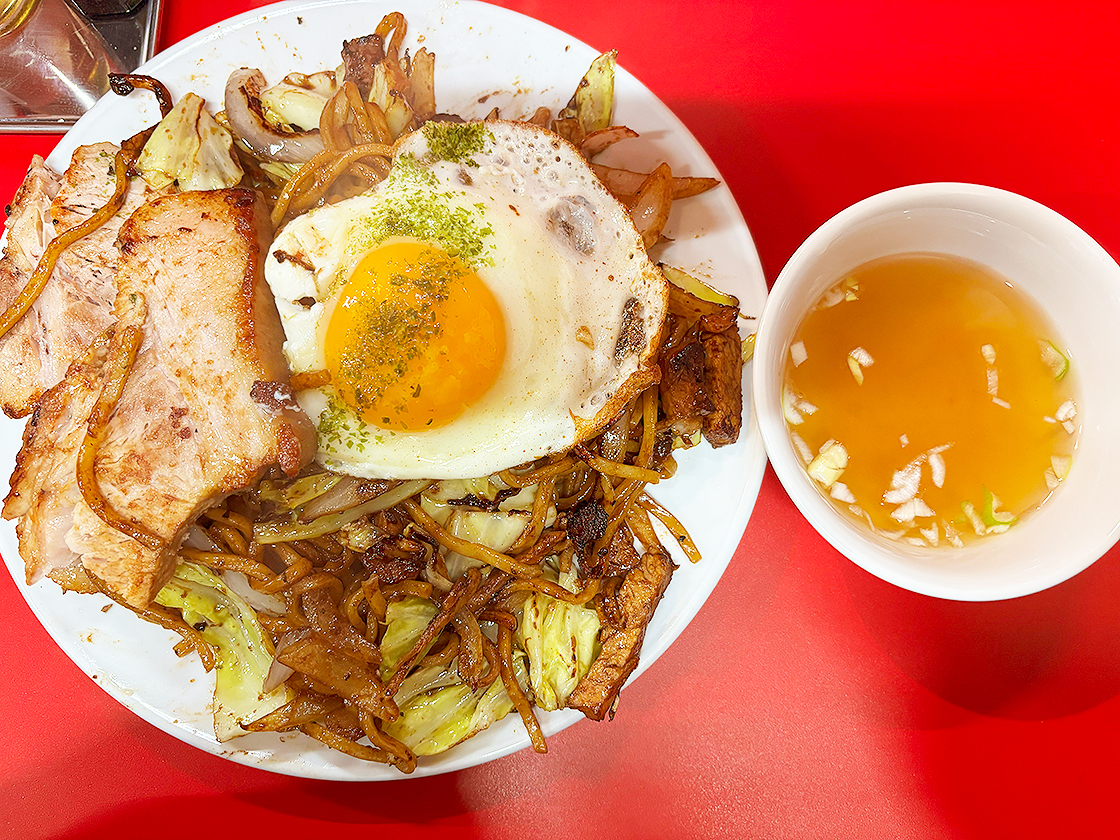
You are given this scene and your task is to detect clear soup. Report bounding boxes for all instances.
[783,253,1078,547]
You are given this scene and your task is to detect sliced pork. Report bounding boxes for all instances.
[0,143,157,418]
[3,188,316,607]
[565,548,676,721]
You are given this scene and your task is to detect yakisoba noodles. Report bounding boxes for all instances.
[5,10,744,772]
[182,380,691,771]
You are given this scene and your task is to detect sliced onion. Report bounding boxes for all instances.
[580,126,639,158]
[597,403,632,462]
[298,475,392,522]
[262,629,306,693]
[628,162,674,250]
[224,68,326,163]
[221,570,285,616]
[254,479,432,544]
[183,524,222,551]
[591,162,719,201]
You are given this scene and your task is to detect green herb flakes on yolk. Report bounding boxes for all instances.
[324,240,507,432]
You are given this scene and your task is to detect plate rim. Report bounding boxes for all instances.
[0,0,768,780]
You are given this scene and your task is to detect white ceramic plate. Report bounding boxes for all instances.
[0,0,767,779]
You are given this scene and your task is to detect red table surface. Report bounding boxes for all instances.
[3,1,1120,837]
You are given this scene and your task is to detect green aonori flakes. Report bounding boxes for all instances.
[421,121,492,166]
[317,394,374,454]
[345,159,495,272]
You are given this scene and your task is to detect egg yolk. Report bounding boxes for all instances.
[324,240,506,431]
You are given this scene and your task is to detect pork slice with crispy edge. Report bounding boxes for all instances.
[0,156,60,417]
[4,187,316,607]
[0,143,157,418]
[114,188,314,481]
[565,548,676,721]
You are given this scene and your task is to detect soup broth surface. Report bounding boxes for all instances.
[783,253,1078,547]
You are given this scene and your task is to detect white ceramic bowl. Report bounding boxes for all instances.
[753,183,1120,601]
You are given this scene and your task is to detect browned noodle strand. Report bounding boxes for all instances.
[302,720,402,765]
[270,82,395,227]
[497,622,547,754]
[625,504,663,554]
[418,632,460,668]
[507,476,556,553]
[636,493,703,564]
[341,578,369,632]
[476,635,502,691]
[382,579,433,602]
[452,611,487,687]
[178,547,274,580]
[401,499,542,577]
[574,443,661,484]
[384,568,483,695]
[75,321,166,552]
[86,571,216,671]
[498,456,578,489]
[285,570,346,601]
[359,710,417,772]
[504,574,601,605]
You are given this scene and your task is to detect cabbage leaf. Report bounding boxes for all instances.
[154,561,291,741]
[379,596,529,755]
[138,92,244,192]
[383,655,528,755]
[516,569,601,711]
[380,595,439,679]
[259,70,338,132]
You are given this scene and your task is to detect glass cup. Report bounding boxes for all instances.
[1,0,125,129]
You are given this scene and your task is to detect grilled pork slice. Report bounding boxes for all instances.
[700,329,744,447]
[0,143,156,418]
[1,157,58,279]
[658,320,744,448]
[565,548,676,721]
[3,188,316,607]
[5,324,204,602]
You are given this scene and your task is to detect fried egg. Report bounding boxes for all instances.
[264,119,667,479]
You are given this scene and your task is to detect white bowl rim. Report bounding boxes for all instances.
[753,181,1120,601]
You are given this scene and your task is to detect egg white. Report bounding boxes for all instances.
[265,120,667,479]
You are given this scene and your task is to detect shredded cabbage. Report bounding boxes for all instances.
[384,657,526,755]
[516,568,601,710]
[419,480,544,578]
[137,92,244,192]
[378,596,529,755]
[419,477,535,527]
[380,595,439,679]
[374,482,587,755]
[154,561,291,741]
[259,70,339,132]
